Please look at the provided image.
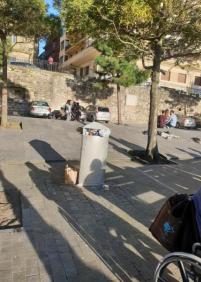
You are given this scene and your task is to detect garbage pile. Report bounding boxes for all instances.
[84,128,110,137]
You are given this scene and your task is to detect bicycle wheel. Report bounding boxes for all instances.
[154,252,201,282]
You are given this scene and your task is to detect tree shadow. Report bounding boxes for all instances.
[0,168,111,281]
[175,147,201,159]
[66,78,114,105]
[27,139,172,281]
[29,139,66,163]
[163,87,201,115]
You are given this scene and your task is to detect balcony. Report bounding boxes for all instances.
[61,46,100,68]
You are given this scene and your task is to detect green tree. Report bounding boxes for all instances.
[0,39,11,71]
[60,0,201,161]
[0,0,57,127]
[95,42,149,124]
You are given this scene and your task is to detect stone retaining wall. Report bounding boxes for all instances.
[0,65,200,123]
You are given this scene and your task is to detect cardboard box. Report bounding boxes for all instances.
[64,166,79,185]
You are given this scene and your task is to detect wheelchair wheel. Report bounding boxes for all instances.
[154,252,201,282]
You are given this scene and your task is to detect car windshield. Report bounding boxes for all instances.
[32,101,49,107]
[98,107,109,112]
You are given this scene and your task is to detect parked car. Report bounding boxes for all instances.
[86,105,111,123]
[176,116,196,129]
[192,116,201,128]
[30,101,51,118]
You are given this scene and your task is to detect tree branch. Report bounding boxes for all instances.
[142,56,153,70]
[96,8,146,53]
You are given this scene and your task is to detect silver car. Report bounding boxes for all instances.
[86,105,111,123]
[176,116,196,129]
[30,101,51,118]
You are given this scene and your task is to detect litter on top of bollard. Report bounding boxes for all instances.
[83,122,111,137]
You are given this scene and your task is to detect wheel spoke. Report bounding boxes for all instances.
[177,260,190,282]
[158,277,168,282]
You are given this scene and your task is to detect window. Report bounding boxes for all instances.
[161,71,170,81]
[85,66,90,75]
[59,56,64,63]
[60,41,64,50]
[194,76,201,86]
[98,107,109,112]
[178,73,187,84]
[80,68,84,77]
[32,101,49,107]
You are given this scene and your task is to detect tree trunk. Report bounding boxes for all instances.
[117,84,122,125]
[1,33,8,127]
[146,46,161,161]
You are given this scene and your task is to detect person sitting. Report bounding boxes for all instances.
[158,110,166,128]
[166,110,177,128]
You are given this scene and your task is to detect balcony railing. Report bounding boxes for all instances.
[8,57,66,73]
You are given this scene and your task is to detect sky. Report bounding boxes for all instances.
[39,0,59,55]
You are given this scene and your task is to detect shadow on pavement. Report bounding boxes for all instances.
[3,137,200,281]
[26,139,169,281]
[0,169,111,281]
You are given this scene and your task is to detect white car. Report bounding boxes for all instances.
[176,116,196,129]
[30,101,51,118]
[86,105,111,123]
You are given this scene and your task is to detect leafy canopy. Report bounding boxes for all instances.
[0,38,11,66]
[95,42,149,87]
[0,0,55,39]
[60,0,201,62]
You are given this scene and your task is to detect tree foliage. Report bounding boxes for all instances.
[0,38,11,68]
[60,0,201,160]
[0,0,61,127]
[60,0,201,62]
[94,42,149,87]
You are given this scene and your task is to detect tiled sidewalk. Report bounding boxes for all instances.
[0,157,200,282]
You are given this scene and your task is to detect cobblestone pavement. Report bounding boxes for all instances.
[0,118,201,281]
[0,157,201,282]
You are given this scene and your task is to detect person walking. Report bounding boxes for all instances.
[65,100,73,121]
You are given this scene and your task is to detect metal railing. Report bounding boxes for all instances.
[8,57,63,73]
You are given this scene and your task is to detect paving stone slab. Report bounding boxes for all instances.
[0,191,22,229]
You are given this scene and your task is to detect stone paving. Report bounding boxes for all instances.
[0,118,201,281]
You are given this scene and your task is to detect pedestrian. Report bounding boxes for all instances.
[48,56,54,71]
[65,100,73,121]
[166,110,177,128]
[158,110,166,128]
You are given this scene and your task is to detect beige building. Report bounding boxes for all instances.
[59,35,201,96]
[159,60,201,96]
[9,35,37,63]
[59,34,99,77]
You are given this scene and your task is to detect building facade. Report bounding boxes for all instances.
[43,32,201,96]
[58,33,99,77]
[9,36,37,63]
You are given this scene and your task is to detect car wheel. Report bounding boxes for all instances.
[176,122,180,128]
[105,121,109,124]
